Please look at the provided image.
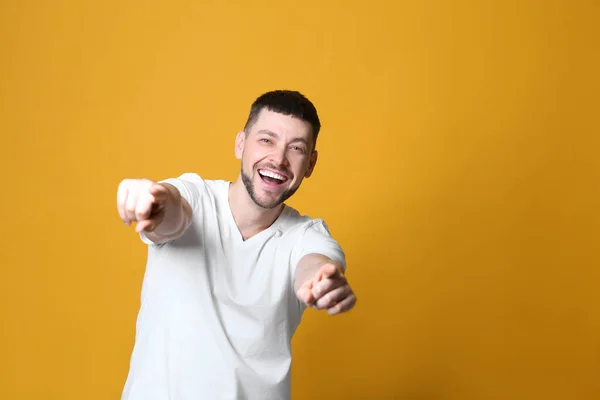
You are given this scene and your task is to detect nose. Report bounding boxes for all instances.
[269,145,289,167]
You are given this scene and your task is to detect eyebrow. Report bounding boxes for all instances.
[257,129,309,146]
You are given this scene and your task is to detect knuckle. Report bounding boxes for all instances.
[140,178,154,189]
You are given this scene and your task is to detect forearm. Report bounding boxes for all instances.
[145,183,193,244]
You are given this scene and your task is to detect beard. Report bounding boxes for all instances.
[241,165,299,209]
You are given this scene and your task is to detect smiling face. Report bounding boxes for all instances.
[235,108,318,209]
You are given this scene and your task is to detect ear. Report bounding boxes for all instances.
[305,149,318,178]
[234,130,245,160]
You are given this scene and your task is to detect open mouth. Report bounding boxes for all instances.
[258,169,288,186]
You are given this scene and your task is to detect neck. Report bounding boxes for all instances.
[228,177,284,240]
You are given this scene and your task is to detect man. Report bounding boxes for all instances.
[116,90,357,400]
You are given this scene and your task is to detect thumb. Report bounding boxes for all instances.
[315,262,342,282]
[135,219,155,233]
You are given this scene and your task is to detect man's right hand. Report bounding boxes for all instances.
[117,179,170,233]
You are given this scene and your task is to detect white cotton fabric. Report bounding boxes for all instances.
[121,173,346,400]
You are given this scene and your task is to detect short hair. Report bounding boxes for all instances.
[243,90,321,146]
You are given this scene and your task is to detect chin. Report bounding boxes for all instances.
[242,168,297,208]
[257,200,283,210]
[255,188,285,205]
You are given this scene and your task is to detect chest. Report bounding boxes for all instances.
[147,223,293,307]
[208,232,294,309]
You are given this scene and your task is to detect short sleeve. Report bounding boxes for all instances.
[139,172,204,245]
[292,219,347,271]
[158,172,203,212]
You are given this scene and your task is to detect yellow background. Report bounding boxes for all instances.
[1,1,599,399]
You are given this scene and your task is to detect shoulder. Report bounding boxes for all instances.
[280,206,347,269]
[170,172,204,183]
[159,172,204,196]
[160,173,228,205]
[278,205,329,234]
[161,172,215,191]
[278,206,339,248]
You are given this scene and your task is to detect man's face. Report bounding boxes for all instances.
[235,109,318,209]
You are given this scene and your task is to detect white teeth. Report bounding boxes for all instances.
[259,170,285,181]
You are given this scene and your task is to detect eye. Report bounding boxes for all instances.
[260,138,271,143]
[291,146,305,153]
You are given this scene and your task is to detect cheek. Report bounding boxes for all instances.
[290,158,310,177]
[242,152,263,174]
[243,157,255,173]
[244,147,264,164]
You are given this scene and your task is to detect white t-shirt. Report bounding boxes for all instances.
[121,173,346,400]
